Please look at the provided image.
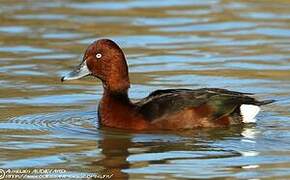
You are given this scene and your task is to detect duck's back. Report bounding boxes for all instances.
[136,88,273,129]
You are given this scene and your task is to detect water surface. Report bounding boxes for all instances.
[0,0,290,179]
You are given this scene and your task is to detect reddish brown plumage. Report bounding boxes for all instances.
[86,39,130,92]
[99,92,150,130]
[62,39,274,130]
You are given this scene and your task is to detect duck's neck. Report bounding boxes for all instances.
[103,89,130,104]
[98,87,150,130]
[98,88,133,127]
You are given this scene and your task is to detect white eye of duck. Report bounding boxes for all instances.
[96,53,102,59]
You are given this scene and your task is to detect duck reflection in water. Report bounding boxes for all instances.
[93,126,253,179]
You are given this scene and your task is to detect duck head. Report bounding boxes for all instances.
[61,39,130,92]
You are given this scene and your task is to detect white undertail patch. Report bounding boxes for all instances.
[240,104,261,123]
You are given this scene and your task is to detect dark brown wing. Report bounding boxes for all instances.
[135,88,273,122]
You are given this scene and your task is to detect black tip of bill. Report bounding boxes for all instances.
[60,61,91,83]
[61,76,65,82]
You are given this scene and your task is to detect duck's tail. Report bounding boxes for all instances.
[240,99,275,123]
[257,99,276,106]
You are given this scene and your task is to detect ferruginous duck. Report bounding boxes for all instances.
[61,39,274,130]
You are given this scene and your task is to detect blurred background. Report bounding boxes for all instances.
[0,0,289,179]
